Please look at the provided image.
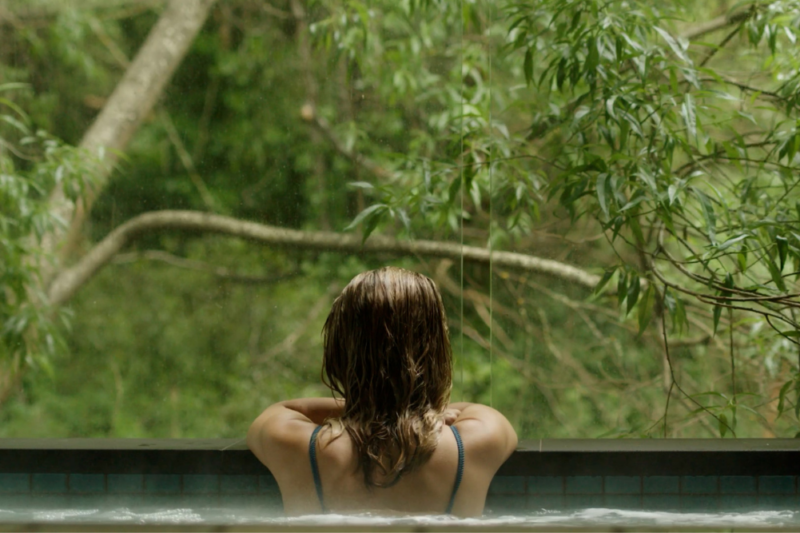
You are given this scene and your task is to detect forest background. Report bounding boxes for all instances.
[1,0,800,440]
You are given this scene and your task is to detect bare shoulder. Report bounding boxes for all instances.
[451,404,518,472]
[247,403,315,474]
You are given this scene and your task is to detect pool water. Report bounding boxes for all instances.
[0,497,798,529]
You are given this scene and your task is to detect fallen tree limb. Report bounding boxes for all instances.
[48,210,601,306]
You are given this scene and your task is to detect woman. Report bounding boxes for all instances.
[247,267,517,516]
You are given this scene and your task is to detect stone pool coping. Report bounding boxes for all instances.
[1,439,799,476]
[0,525,784,533]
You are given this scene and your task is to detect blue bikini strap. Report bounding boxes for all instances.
[311,424,463,515]
[445,425,464,514]
[309,425,326,513]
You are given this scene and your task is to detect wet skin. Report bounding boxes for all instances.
[247,398,517,517]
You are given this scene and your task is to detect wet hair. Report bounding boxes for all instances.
[321,267,452,488]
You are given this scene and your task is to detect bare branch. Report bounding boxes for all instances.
[301,106,392,180]
[159,110,216,211]
[698,77,788,103]
[48,210,601,306]
[681,8,753,41]
[256,283,340,363]
[698,25,741,67]
[660,285,737,437]
[261,2,292,19]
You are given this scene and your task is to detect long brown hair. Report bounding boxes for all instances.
[321,267,452,488]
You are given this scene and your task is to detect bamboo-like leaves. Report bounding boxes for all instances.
[596,173,609,219]
[693,189,716,244]
[637,283,655,334]
[524,48,534,86]
[594,265,617,295]
[681,93,696,144]
[653,27,690,64]
[344,203,388,242]
[626,275,640,316]
[776,235,789,272]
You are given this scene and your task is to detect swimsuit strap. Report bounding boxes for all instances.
[309,425,326,513]
[445,425,465,514]
[310,424,463,515]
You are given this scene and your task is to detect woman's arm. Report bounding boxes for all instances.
[247,397,344,466]
[277,397,345,424]
[249,397,344,430]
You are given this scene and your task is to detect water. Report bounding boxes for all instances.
[0,498,798,529]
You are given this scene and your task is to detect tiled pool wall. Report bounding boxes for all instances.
[1,472,798,514]
[1,439,799,515]
[485,474,800,513]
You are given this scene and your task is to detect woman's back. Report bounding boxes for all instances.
[300,422,462,515]
[249,400,516,517]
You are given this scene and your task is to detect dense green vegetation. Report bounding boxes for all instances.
[1,0,799,439]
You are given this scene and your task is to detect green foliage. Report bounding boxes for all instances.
[0,85,97,376]
[330,0,800,436]
[2,0,800,441]
[500,0,800,344]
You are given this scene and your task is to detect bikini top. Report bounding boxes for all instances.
[308,424,465,515]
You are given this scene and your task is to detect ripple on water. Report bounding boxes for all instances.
[282,509,797,528]
[0,505,797,527]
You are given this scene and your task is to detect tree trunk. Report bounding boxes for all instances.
[43,0,217,271]
[47,210,602,306]
[0,0,216,410]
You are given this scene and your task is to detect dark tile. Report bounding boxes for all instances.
[177,493,220,506]
[259,475,279,494]
[644,476,679,494]
[0,474,29,493]
[144,474,180,493]
[18,494,65,508]
[564,495,605,509]
[0,494,33,508]
[605,476,641,494]
[565,476,602,494]
[69,474,104,493]
[527,476,563,494]
[182,475,218,494]
[643,495,681,510]
[720,495,758,511]
[681,495,718,511]
[758,495,797,509]
[107,474,143,493]
[485,495,527,513]
[32,474,66,494]
[105,494,150,508]
[220,493,282,511]
[489,476,525,495]
[720,476,755,494]
[527,494,563,511]
[605,495,642,510]
[682,476,718,495]
[759,476,795,494]
[221,475,258,494]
